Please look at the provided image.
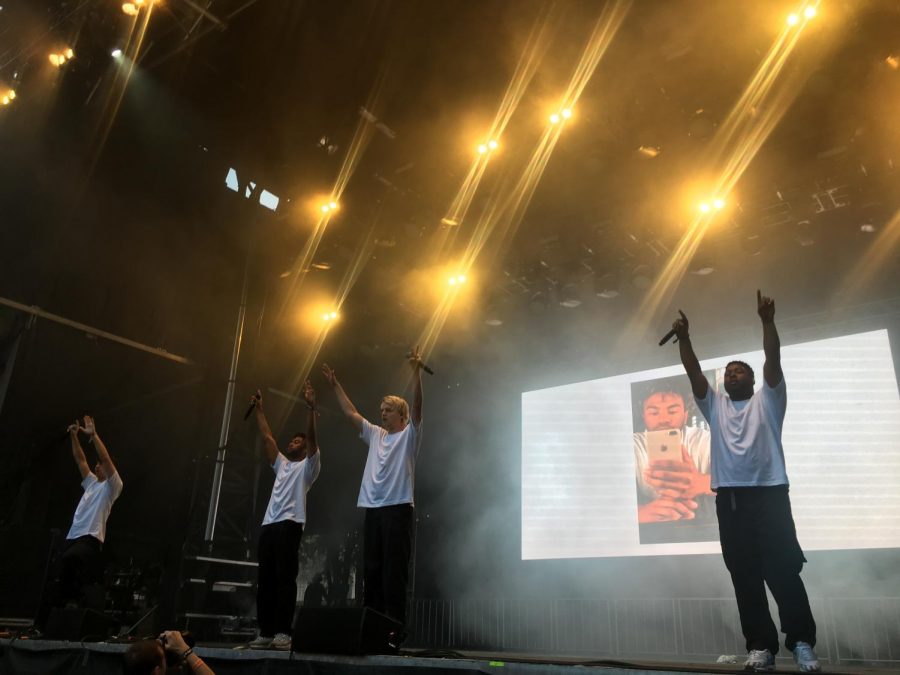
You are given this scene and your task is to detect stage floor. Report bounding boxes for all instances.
[0,638,894,675]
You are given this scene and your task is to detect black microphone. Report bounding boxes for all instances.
[658,327,678,346]
[243,396,260,420]
[406,350,434,375]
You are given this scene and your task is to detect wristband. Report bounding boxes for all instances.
[181,647,194,661]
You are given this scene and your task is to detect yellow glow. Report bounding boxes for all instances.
[713,198,725,210]
[699,202,711,213]
[561,108,572,119]
[488,139,498,150]
[122,3,138,16]
[887,56,900,70]
[329,201,338,210]
[49,53,62,66]
[549,113,560,124]
[1,97,8,106]
[448,277,457,286]
[477,144,488,154]
[787,13,799,26]
[458,274,467,283]
[8,90,16,100]
[65,48,74,59]
[803,6,816,19]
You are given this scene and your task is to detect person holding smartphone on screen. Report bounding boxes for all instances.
[671,291,819,673]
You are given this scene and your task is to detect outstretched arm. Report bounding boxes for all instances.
[408,346,423,427]
[757,290,783,388]
[302,380,319,457]
[69,423,91,480]
[321,364,364,432]
[674,310,709,400]
[251,390,279,465]
[83,416,117,478]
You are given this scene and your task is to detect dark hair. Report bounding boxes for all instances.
[725,360,755,381]
[122,640,164,675]
[291,432,307,440]
[636,375,690,407]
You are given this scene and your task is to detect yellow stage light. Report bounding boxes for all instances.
[458,274,466,283]
[49,53,62,66]
[330,311,338,319]
[699,202,711,214]
[448,277,457,286]
[803,6,816,19]
[713,198,725,210]
[549,113,561,124]
[1,96,8,106]
[488,140,498,150]
[65,48,74,59]
[320,205,329,213]
[122,3,138,16]
[787,13,799,26]
[329,201,338,210]
[8,90,15,100]
[561,108,572,119]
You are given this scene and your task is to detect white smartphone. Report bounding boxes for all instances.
[645,428,682,465]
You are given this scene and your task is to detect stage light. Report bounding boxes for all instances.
[458,274,466,283]
[122,3,138,15]
[887,56,900,70]
[699,202,711,214]
[787,13,799,26]
[803,6,816,19]
[111,48,123,58]
[713,198,725,210]
[320,205,329,213]
[1,96,9,106]
[49,53,62,67]
[448,277,457,286]
[561,108,572,119]
[488,140,498,150]
[329,201,338,210]
[447,274,467,286]
[321,311,339,322]
[478,143,488,155]
[549,113,561,124]
[65,48,74,59]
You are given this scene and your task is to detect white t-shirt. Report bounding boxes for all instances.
[634,426,711,500]
[262,451,321,526]
[66,471,124,543]
[357,418,421,508]
[695,377,789,489]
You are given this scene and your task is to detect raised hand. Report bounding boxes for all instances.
[67,421,79,435]
[673,310,690,341]
[250,389,262,409]
[321,363,337,386]
[302,380,316,408]
[757,289,775,323]
[408,345,423,371]
[81,415,96,437]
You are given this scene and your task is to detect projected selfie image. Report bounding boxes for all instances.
[522,329,900,560]
[632,373,717,544]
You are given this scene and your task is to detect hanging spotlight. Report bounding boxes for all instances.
[549,113,561,124]
[65,48,74,60]
[699,202,711,214]
[787,13,800,26]
[803,6,816,19]
[477,143,488,155]
[111,48,123,59]
[712,198,725,210]
[49,53,62,67]
[122,3,138,16]
[488,139,498,150]
[561,108,572,119]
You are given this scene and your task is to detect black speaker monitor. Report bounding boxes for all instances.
[292,606,402,655]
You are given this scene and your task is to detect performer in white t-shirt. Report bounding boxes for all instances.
[321,347,424,636]
[45,416,123,622]
[670,291,819,674]
[247,381,321,651]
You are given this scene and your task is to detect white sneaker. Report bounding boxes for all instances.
[744,648,776,672]
[248,635,273,649]
[792,642,821,672]
[270,633,292,650]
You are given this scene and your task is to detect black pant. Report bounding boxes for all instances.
[364,504,414,626]
[257,520,304,637]
[37,535,103,629]
[716,486,816,655]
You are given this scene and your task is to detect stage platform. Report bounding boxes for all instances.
[0,639,892,675]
